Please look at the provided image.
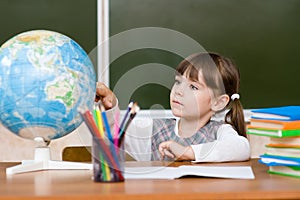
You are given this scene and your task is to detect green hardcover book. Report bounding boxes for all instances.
[247,127,300,137]
[269,166,300,178]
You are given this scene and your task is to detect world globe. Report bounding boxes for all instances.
[0,30,96,142]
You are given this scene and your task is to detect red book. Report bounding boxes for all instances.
[250,118,300,130]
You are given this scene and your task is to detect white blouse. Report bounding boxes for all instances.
[124,117,251,162]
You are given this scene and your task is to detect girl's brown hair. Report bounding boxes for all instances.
[176,52,246,138]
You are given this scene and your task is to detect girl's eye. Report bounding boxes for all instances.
[190,84,199,90]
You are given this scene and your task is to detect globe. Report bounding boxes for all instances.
[0,30,96,142]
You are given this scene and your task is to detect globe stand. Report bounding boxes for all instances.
[6,137,92,175]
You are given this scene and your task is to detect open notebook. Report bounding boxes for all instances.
[124,165,255,179]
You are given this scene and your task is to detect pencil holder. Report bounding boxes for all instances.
[92,136,125,182]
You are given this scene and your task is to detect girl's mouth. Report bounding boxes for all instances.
[172,100,183,106]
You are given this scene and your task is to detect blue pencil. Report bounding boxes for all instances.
[99,103,114,143]
[118,103,140,147]
[118,102,133,135]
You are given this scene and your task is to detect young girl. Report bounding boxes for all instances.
[152,52,250,161]
[96,52,250,162]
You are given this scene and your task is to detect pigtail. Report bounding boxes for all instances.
[225,99,247,138]
[211,53,246,138]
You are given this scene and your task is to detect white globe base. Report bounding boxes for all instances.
[6,147,92,175]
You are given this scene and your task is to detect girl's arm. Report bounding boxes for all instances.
[158,124,250,162]
[124,118,153,161]
[96,100,153,161]
[158,141,195,160]
[95,82,117,109]
[190,124,251,162]
[94,82,153,161]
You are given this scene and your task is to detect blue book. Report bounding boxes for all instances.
[251,106,300,121]
[259,154,300,167]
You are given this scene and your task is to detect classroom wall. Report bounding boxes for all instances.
[1,0,289,161]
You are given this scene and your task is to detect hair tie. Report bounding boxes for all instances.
[231,93,240,101]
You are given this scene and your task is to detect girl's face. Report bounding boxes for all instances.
[170,70,214,120]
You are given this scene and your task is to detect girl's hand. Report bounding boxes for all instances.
[159,141,175,159]
[95,82,117,110]
[158,141,195,161]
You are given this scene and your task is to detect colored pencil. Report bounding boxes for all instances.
[118,102,133,136]
[114,109,120,148]
[93,103,110,181]
[118,103,140,147]
[79,109,124,181]
[99,103,114,143]
[98,103,122,170]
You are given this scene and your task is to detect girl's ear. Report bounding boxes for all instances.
[211,94,230,112]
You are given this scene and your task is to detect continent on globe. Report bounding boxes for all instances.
[0,30,96,142]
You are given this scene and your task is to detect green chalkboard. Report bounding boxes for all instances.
[0,0,97,67]
[109,0,300,109]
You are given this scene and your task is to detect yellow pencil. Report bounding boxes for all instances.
[95,105,104,137]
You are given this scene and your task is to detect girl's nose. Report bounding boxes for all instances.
[174,86,183,96]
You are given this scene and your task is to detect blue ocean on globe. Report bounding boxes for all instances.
[0,30,96,141]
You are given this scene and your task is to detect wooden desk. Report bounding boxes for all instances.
[0,159,299,200]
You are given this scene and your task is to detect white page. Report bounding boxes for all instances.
[178,166,255,179]
[124,166,178,179]
[124,165,255,179]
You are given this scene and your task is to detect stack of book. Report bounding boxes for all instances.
[247,106,300,178]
